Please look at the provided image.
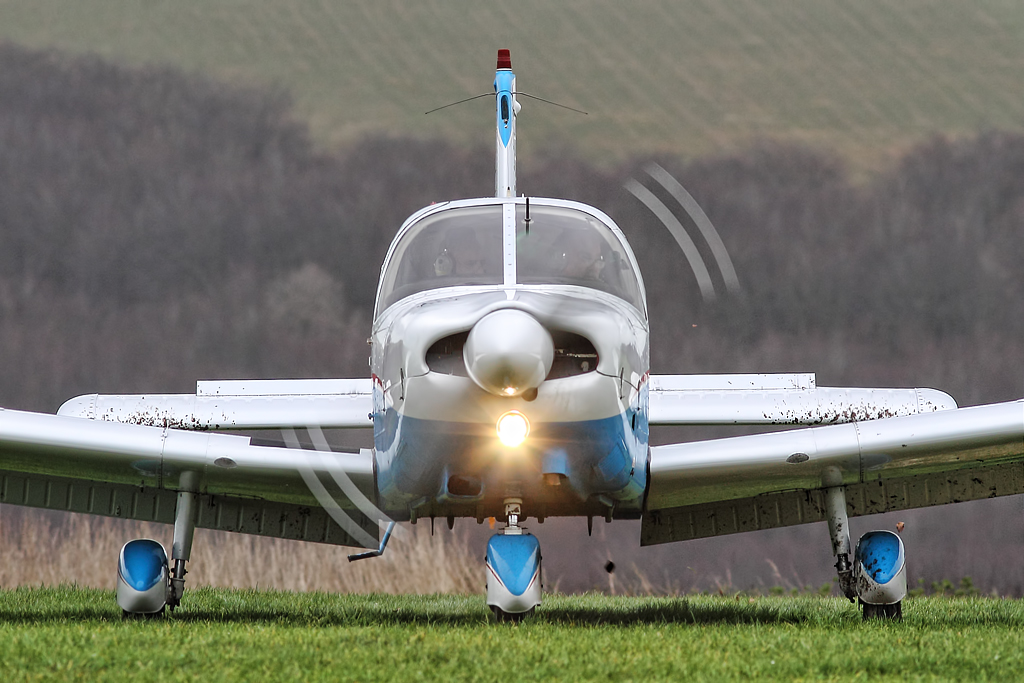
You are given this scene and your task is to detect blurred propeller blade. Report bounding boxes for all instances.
[644,163,741,295]
[624,178,717,302]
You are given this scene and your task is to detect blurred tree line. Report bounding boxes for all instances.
[1,41,1022,415]
[4,42,1024,595]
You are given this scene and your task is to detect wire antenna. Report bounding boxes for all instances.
[425,92,587,116]
[424,93,493,115]
[517,92,588,115]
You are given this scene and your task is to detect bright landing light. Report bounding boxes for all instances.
[496,411,530,447]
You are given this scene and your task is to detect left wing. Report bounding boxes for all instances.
[642,399,1024,545]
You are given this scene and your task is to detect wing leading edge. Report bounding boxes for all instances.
[648,373,956,425]
[58,378,373,430]
[58,374,955,431]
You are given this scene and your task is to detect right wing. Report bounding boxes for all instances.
[58,378,373,430]
[642,399,1024,546]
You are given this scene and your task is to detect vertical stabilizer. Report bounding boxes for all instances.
[494,49,518,197]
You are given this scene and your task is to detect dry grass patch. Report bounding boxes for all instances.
[0,510,481,594]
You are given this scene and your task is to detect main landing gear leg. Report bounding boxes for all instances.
[485,495,542,623]
[825,484,857,602]
[116,473,198,618]
[168,478,198,612]
[823,472,908,620]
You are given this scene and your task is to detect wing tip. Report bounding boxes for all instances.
[918,388,958,412]
[57,394,98,419]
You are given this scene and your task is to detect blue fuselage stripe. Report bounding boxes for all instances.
[374,398,649,515]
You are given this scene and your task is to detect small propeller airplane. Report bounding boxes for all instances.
[2,49,1022,621]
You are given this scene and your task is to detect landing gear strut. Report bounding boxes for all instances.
[168,481,198,611]
[825,485,857,602]
[824,479,907,620]
[116,473,198,617]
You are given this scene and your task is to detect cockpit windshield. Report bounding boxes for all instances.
[376,202,644,314]
[515,205,644,310]
[377,206,503,311]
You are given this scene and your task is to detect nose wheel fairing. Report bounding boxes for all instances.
[486,532,542,618]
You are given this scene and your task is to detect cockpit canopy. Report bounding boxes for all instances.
[376,201,645,314]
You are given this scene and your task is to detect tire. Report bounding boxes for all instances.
[491,605,534,623]
[121,606,166,620]
[862,600,902,621]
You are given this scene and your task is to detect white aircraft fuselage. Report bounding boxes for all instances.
[370,197,650,523]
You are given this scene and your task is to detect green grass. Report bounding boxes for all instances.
[3,587,1024,681]
[0,1,1023,168]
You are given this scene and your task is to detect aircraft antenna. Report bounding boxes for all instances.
[516,92,588,115]
[423,93,493,116]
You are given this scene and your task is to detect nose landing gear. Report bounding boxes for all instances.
[485,496,542,622]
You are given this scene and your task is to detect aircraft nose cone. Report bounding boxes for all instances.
[464,310,553,397]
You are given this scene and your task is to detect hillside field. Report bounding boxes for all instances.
[1,1,1023,167]
[1,587,1023,681]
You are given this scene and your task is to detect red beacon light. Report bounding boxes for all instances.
[497,49,512,70]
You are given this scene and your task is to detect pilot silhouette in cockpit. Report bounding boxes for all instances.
[435,231,486,277]
[558,230,605,280]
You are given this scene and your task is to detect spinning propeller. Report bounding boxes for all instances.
[625,163,741,303]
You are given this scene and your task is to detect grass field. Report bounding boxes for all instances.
[2,588,1023,681]
[0,1,1022,167]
